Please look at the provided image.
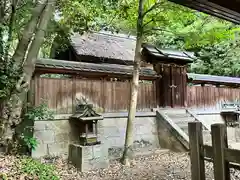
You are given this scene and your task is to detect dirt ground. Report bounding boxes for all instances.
[55,150,214,180]
[2,149,240,180]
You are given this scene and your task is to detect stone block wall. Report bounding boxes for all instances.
[68,144,109,172]
[101,112,159,158]
[193,111,240,146]
[32,112,160,159]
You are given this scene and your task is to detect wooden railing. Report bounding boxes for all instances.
[188,122,240,180]
[186,109,209,130]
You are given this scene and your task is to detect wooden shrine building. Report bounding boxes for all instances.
[142,44,194,107]
[34,31,195,108]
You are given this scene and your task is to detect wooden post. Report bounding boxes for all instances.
[72,75,77,113]
[211,124,230,180]
[34,73,40,106]
[188,122,205,180]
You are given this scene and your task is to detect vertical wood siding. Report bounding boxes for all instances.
[34,77,157,113]
[187,86,240,110]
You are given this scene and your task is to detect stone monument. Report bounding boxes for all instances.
[68,99,108,171]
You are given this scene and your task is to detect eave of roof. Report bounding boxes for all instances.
[35,59,240,86]
[188,73,240,85]
[142,44,195,63]
[35,58,159,78]
[169,0,240,24]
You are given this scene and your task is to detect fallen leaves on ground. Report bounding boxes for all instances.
[1,150,240,180]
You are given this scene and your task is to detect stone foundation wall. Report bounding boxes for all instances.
[192,111,240,146]
[101,112,159,158]
[68,144,109,171]
[32,112,160,159]
[32,120,73,158]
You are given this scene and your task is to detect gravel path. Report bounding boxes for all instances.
[1,150,240,180]
[55,150,213,180]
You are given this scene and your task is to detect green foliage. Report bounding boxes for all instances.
[25,101,54,121]
[22,136,39,151]
[0,58,22,101]
[18,157,60,180]
[0,173,8,180]
[17,102,54,153]
[57,0,118,33]
[190,40,240,76]
[0,0,31,102]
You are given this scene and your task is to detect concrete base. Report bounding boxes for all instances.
[68,144,109,172]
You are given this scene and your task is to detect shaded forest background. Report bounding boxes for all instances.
[47,0,240,77]
[1,0,240,78]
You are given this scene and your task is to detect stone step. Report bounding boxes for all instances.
[161,108,187,115]
[177,123,211,135]
[171,117,196,123]
[175,122,191,129]
[166,113,191,118]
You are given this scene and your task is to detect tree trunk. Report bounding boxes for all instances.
[12,0,47,67]
[0,0,6,57]
[0,0,56,153]
[4,0,19,61]
[24,0,56,85]
[121,0,144,166]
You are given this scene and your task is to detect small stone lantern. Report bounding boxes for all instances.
[68,100,108,172]
[70,103,103,146]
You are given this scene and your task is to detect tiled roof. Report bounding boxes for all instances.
[142,44,195,63]
[36,59,240,85]
[70,32,195,64]
[70,32,136,62]
[36,58,158,77]
[188,73,240,85]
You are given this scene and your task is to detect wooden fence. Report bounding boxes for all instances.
[33,77,157,114]
[187,86,240,110]
[32,76,240,114]
[189,122,240,180]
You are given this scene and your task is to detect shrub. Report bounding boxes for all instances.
[25,101,54,121]
[18,101,54,153]
[18,157,60,180]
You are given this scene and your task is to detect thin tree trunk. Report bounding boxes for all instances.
[0,26,3,58]
[4,0,19,61]
[0,0,6,57]
[121,0,144,166]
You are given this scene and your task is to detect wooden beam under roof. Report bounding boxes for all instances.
[169,0,240,24]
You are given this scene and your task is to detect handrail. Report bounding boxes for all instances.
[156,110,189,150]
[186,109,210,131]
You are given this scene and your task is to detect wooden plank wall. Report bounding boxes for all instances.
[187,86,240,110]
[34,77,157,114]
[33,76,240,114]
[157,64,187,107]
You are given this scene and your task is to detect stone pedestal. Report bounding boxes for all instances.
[68,144,109,172]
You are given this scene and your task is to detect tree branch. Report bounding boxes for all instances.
[0,0,6,59]
[143,18,154,28]
[12,0,48,67]
[16,0,31,11]
[4,0,19,61]
[100,0,124,30]
[142,1,161,18]
[0,0,7,22]
[23,0,56,86]
[143,27,177,35]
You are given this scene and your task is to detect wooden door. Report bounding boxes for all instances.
[170,66,187,107]
[156,63,187,108]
